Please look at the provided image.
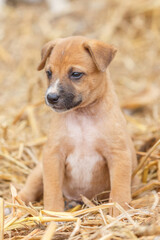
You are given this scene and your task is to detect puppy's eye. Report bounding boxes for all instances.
[46,70,52,79]
[70,72,84,80]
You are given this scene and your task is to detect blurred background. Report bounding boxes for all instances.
[0,0,160,199]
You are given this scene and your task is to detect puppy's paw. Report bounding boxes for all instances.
[109,207,119,217]
[44,201,65,212]
[109,194,131,217]
[109,203,130,217]
[18,190,32,205]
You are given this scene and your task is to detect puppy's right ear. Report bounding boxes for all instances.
[37,41,57,71]
[83,40,117,72]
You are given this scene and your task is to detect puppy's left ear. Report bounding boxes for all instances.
[37,40,58,71]
[83,40,117,72]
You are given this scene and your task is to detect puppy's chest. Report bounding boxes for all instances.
[66,114,100,152]
[65,115,103,184]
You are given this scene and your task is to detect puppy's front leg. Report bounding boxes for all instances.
[107,148,132,216]
[43,147,64,211]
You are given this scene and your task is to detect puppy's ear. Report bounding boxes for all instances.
[83,40,117,72]
[37,40,57,71]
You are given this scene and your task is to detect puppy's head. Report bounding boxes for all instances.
[38,36,117,112]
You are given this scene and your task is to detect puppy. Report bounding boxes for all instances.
[19,36,139,216]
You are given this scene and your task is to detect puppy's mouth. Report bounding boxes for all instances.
[45,95,82,112]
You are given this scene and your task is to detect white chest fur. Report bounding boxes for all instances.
[65,112,101,144]
[63,112,104,199]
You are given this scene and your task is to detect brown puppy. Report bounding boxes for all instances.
[19,36,139,216]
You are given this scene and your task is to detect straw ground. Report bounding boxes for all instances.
[0,0,160,239]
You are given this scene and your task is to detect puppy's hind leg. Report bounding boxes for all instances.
[18,163,43,204]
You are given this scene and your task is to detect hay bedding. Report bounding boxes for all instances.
[0,0,160,239]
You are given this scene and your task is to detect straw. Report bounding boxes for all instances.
[1,0,160,239]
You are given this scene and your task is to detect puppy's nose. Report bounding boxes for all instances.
[47,93,60,103]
